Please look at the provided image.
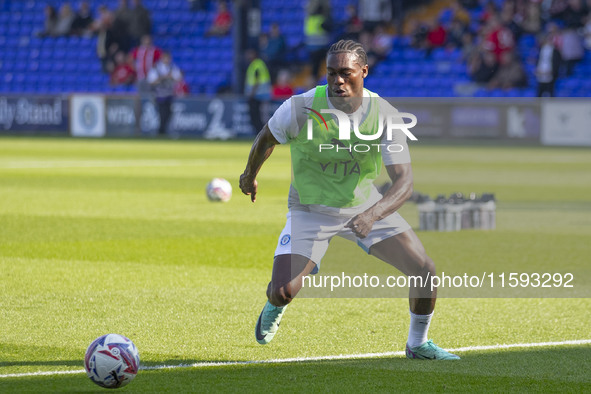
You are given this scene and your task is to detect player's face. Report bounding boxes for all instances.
[326,53,368,100]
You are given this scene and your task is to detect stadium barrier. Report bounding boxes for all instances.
[1,94,589,146]
[0,95,68,134]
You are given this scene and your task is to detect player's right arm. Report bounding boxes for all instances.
[240,91,311,202]
[239,124,280,202]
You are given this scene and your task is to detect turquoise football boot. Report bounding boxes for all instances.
[255,301,287,345]
[406,340,460,360]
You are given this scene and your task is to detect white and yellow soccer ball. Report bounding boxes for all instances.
[206,178,232,202]
[84,334,140,389]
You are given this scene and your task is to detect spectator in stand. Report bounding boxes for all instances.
[521,1,541,34]
[131,34,162,93]
[584,14,591,50]
[536,34,562,97]
[90,4,113,33]
[205,1,232,37]
[426,18,447,56]
[359,30,373,56]
[409,20,429,49]
[112,0,133,52]
[468,48,499,83]
[259,32,270,57]
[488,51,528,89]
[548,0,567,19]
[272,69,294,100]
[147,52,183,135]
[446,17,469,49]
[340,4,363,41]
[99,41,120,75]
[304,2,332,81]
[547,22,562,47]
[460,0,479,9]
[36,5,58,37]
[450,1,471,26]
[482,15,515,64]
[263,23,287,80]
[93,6,119,74]
[479,1,498,24]
[559,26,585,75]
[500,0,523,41]
[367,24,393,67]
[306,0,331,18]
[460,31,477,61]
[54,3,75,36]
[129,0,152,47]
[244,49,271,134]
[110,51,136,86]
[188,0,209,11]
[358,0,391,32]
[70,1,93,37]
[553,0,587,29]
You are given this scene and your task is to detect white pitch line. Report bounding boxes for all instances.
[1,339,590,379]
[0,370,86,378]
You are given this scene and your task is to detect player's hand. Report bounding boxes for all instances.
[239,172,258,202]
[345,212,375,239]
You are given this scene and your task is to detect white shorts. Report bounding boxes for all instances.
[274,208,411,274]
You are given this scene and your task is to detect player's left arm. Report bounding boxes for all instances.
[346,163,413,238]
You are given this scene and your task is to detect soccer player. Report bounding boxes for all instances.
[239,40,459,360]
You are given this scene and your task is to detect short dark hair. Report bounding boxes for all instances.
[327,40,368,67]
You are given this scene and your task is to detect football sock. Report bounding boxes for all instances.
[407,310,433,348]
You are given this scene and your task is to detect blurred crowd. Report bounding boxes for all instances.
[410,0,591,95]
[247,0,402,100]
[31,0,591,98]
[33,0,234,94]
[247,0,591,98]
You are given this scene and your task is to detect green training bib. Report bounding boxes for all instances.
[290,85,382,207]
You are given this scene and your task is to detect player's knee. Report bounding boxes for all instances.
[409,255,436,278]
[423,257,436,276]
[266,283,293,307]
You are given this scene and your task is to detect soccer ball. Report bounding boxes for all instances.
[84,334,140,389]
[206,178,232,202]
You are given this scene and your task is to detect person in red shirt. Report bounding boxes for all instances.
[271,69,294,100]
[206,1,232,36]
[110,51,136,86]
[131,34,162,93]
[427,19,447,48]
[482,15,515,64]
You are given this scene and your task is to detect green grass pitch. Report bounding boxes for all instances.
[0,137,590,392]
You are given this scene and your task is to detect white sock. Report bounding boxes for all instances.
[407,310,433,348]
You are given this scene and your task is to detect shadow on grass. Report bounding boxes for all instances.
[0,360,83,368]
[2,346,590,392]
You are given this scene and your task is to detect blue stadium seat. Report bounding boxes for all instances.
[27,61,39,72]
[438,8,454,25]
[522,88,536,97]
[52,62,66,73]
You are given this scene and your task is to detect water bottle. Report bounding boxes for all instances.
[480,193,496,230]
[461,192,476,229]
[417,195,436,231]
[435,194,447,232]
[471,194,481,229]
